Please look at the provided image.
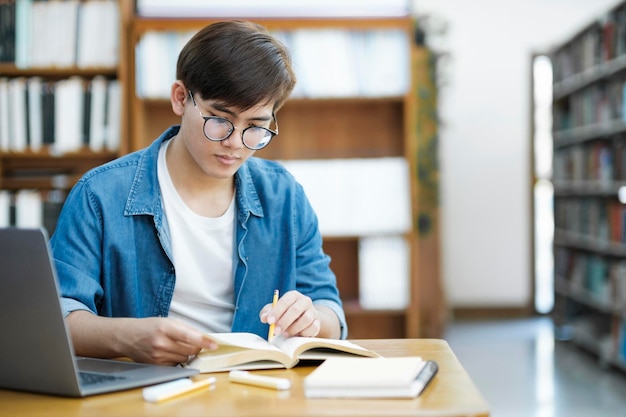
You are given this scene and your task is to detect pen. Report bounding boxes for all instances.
[229,370,291,390]
[268,289,279,342]
[142,377,216,403]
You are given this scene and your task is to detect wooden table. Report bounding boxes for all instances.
[0,339,489,417]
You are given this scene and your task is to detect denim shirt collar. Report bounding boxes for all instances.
[234,159,264,222]
[123,125,264,222]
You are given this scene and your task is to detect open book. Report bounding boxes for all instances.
[185,333,380,373]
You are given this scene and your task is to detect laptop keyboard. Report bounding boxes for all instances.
[79,371,127,386]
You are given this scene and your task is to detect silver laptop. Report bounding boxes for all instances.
[0,227,199,397]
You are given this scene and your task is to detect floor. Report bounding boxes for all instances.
[443,316,626,417]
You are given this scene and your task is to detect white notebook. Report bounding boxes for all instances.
[304,356,438,399]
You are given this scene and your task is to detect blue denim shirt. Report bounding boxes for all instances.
[50,126,347,339]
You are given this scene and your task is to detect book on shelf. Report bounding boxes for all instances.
[14,189,42,229]
[14,0,31,68]
[284,28,410,98]
[41,190,65,236]
[555,197,626,243]
[135,0,410,18]
[29,0,79,68]
[0,190,10,228]
[54,77,84,154]
[135,29,409,99]
[552,3,626,82]
[8,77,27,152]
[0,190,66,235]
[609,200,624,243]
[55,0,79,68]
[105,80,121,152]
[27,77,43,152]
[303,356,438,399]
[290,29,349,98]
[619,319,626,362]
[76,0,119,68]
[82,78,92,148]
[279,157,411,236]
[0,78,8,151]
[41,81,55,147]
[9,0,118,69]
[89,76,108,152]
[185,333,379,373]
[358,235,409,310]
[614,261,626,309]
[0,76,121,154]
[0,0,16,63]
[135,31,194,99]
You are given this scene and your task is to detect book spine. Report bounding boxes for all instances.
[0,189,67,235]
[9,0,119,69]
[135,28,409,99]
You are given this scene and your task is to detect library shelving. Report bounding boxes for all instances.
[124,9,442,338]
[0,0,128,233]
[551,0,626,370]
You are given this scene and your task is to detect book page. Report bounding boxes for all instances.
[187,333,294,372]
[272,336,379,359]
[205,333,284,352]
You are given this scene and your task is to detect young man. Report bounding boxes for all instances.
[50,21,347,366]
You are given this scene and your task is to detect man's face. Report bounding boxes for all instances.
[181,94,276,180]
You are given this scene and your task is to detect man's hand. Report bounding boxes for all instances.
[259,290,340,339]
[67,311,217,365]
[115,317,217,365]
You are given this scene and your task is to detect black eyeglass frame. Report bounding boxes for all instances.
[188,90,279,151]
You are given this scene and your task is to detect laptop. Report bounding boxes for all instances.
[0,227,199,397]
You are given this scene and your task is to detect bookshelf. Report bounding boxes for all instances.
[552,0,626,370]
[0,0,128,233]
[125,8,442,338]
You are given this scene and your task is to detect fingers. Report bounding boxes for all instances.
[167,319,214,350]
[201,334,219,350]
[128,318,217,366]
[259,303,273,324]
[263,290,321,338]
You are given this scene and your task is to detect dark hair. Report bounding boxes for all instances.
[177,20,296,112]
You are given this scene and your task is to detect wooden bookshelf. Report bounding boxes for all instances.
[124,11,443,339]
[0,0,127,232]
[551,0,626,370]
[0,150,117,190]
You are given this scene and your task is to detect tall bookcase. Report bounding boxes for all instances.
[124,7,443,339]
[0,0,129,233]
[552,1,626,369]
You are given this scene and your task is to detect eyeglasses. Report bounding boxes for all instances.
[188,90,278,150]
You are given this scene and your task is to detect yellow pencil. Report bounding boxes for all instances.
[268,289,279,342]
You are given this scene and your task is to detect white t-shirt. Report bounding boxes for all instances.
[157,139,235,333]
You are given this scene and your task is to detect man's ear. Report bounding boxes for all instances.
[170,81,187,116]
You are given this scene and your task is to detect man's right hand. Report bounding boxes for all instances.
[67,311,217,365]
